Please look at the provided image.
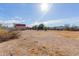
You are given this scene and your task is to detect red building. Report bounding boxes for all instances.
[15,24,26,30]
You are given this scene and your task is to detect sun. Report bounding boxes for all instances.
[40,3,49,12]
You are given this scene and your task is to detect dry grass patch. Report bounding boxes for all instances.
[54,31,79,40]
[0,28,19,42]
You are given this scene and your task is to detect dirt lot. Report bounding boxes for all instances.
[0,30,79,56]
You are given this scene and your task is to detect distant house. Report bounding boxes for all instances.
[14,24,26,30]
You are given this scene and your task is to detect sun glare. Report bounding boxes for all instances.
[40,3,49,12]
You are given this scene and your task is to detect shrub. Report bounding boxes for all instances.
[38,24,44,30]
[32,25,38,30]
[64,24,70,30]
[44,27,48,31]
[0,28,19,42]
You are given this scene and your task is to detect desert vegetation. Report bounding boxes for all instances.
[0,25,19,42]
[0,23,79,56]
[0,23,78,42]
[0,30,78,56]
[32,24,79,31]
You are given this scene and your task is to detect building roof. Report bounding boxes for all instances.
[15,24,26,26]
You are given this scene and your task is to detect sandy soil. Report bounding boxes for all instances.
[0,30,79,56]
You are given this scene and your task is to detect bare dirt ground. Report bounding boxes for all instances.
[0,30,79,56]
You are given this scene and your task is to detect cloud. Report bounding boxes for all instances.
[0,16,26,27]
[43,20,63,24]
[31,19,63,26]
[0,16,26,24]
[0,16,79,27]
[31,16,79,26]
[0,19,23,24]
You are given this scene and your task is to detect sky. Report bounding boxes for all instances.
[0,3,79,27]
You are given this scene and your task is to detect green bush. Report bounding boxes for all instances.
[38,24,44,30]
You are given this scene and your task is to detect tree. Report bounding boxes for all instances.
[44,26,48,31]
[32,25,38,30]
[70,25,79,31]
[38,24,44,30]
[64,24,70,30]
